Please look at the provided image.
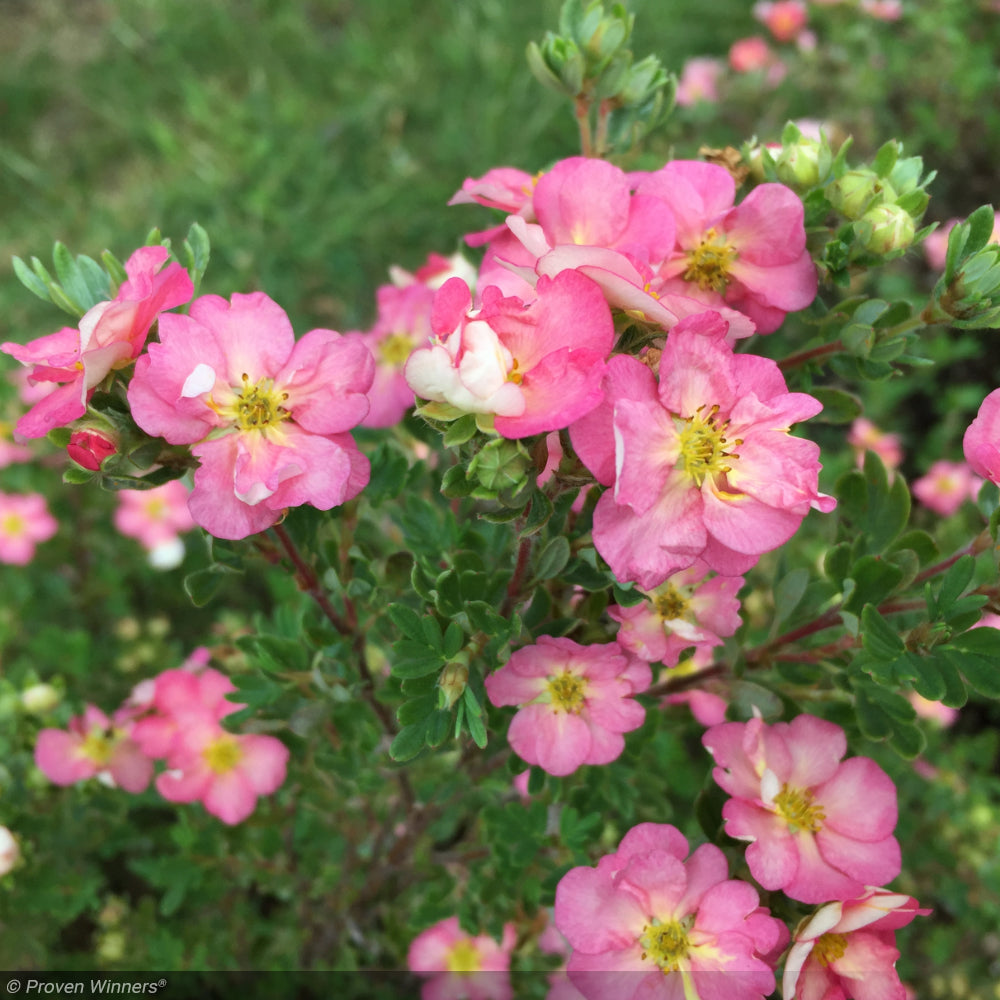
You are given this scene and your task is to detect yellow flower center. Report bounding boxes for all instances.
[676,405,740,487]
[547,671,587,713]
[639,919,690,973]
[774,784,825,833]
[654,585,690,621]
[683,227,738,292]
[506,359,524,385]
[379,333,415,366]
[80,728,114,766]
[813,932,848,968]
[445,939,482,974]
[203,735,244,774]
[229,373,290,432]
[1,513,25,537]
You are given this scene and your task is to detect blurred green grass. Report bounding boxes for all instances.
[0,0,756,339]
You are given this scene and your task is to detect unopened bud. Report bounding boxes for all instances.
[857,203,916,254]
[20,683,60,714]
[0,826,20,876]
[468,437,532,495]
[829,169,892,220]
[67,428,118,471]
[775,139,821,188]
[438,663,469,710]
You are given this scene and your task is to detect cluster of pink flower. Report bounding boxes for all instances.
[1,247,378,541]
[408,715,927,1000]
[34,652,288,825]
[675,0,902,108]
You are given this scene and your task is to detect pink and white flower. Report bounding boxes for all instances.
[2,247,193,438]
[408,916,517,1000]
[783,888,929,1000]
[0,490,58,565]
[485,636,651,777]
[554,822,787,1000]
[640,160,816,333]
[114,480,197,567]
[570,313,834,589]
[702,714,901,903]
[911,459,982,516]
[405,271,614,438]
[675,57,724,107]
[609,561,744,666]
[127,292,374,539]
[35,705,153,793]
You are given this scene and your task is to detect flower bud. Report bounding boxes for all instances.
[0,826,20,876]
[438,663,469,710]
[20,682,60,714]
[775,138,821,188]
[828,169,892,220]
[67,428,118,471]
[857,203,916,254]
[467,438,532,496]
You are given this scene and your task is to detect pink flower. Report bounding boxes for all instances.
[358,253,476,428]
[450,166,540,248]
[753,1,809,41]
[67,428,118,470]
[405,271,614,438]
[0,420,31,467]
[926,212,1000,270]
[570,313,834,589]
[609,561,744,665]
[641,160,817,333]
[127,292,374,539]
[729,35,775,72]
[408,916,517,1000]
[0,491,58,565]
[962,388,1000,484]
[155,716,289,825]
[702,714,901,903]
[907,692,959,728]
[2,247,193,438]
[554,822,786,1000]
[114,481,197,551]
[911,459,982,516]
[484,636,651,777]
[848,417,903,471]
[35,705,153,793]
[675,57,724,107]
[783,889,929,1000]
[859,0,902,20]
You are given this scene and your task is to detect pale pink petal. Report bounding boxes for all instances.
[816,756,897,840]
[237,734,290,795]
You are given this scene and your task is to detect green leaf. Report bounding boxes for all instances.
[521,490,554,537]
[434,569,463,617]
[389,720,429,761]
[861,605,905,659]
[183,222,210,292]
[810,386,863,424]
[900,651,946,702]
[964,204,998,256]
[443,620,464,658]
[872,140,899,178]
[933,554,975,617]
[387,603,425,642]
[534,535,571,581]
[843,555,904,611]
[63,466,97,485]
[772,568,811,629]
[442,413,478,447]
[425,709,451,747]
[889,721,926,759]
[12,255,52,301]
[463,687,488,748]
[100,250,129,287]
[183,568,225,607]
[397,693,438,726]
[947,627,1000,697]
[52,242,90,311]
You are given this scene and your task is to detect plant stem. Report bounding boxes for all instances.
[777,338,844,372]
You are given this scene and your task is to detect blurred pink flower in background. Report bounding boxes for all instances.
[911,459,982,516]
[114,480,197,568]
[675,57,724,106]
[35,704,153,793]
[753,1,809,42]
[0,827,21,876]
[408,916,517,1000]
[859,0,903,20]
[848,417,903,472]
[963,387,1000,485]
[924,212,1000,271]
[908,692,959,728]
[0,490,58,565]
[729,35,774,72]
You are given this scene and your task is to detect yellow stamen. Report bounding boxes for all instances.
[682,227,738,292]
[813,932,848,968]
[379,333,415,366]
[446,939,482,974]
[221,373,291,432]
[547,671,587,713]
[639,919,691,973]
[676,406,740,487]
[654,585,690,621]
[203,735,243,774]
[774,784,825,833]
